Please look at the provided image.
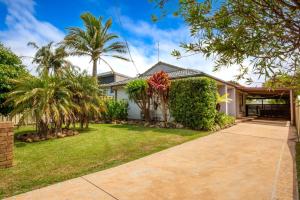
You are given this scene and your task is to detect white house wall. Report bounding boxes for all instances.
[218,84,238,117]
[116,88,141,120]
[218,85,228,114]
[228,88,237,116]
[115,84,239,120]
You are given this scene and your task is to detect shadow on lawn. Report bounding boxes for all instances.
[105,124,205,137]
[76,127,98,133]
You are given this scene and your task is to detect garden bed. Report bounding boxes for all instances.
[101,118,236,131]
[16,128,79,143]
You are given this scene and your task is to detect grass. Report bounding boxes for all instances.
[0,123,209,198]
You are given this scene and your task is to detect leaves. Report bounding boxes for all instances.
[63,12,128,77]
[0,43,28,115]
[154,0,300,81]
[28,42,72,77]
[169,77,217,130]
[147,71,170,92]
[147,71,171,125]
[125,79,152,121]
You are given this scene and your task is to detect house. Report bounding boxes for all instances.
[98,71,131,84]
[101,62,295,123]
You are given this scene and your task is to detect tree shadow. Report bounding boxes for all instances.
[75,127,98,133]
[14,141,27,148]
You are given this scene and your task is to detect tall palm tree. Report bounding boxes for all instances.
[63,12,129,78]
[28,42,72,76]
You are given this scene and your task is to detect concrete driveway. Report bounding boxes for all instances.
[7,120,297,200]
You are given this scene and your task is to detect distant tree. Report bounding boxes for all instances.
[28,42,72,76]
[63,12,129,78]
[152,0,300,82]
[263,71,300,95]
[126,79,152,121]
[148,71,170,127]
[0,43,28,115]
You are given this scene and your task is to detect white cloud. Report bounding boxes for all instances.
[0,0,65,73]
[0,0,256,85]
[108,15,243,83]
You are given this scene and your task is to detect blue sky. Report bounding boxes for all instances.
[0,0,251,84]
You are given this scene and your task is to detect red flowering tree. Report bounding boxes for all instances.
[148,71,170,127]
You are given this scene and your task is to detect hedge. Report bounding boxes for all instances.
[169,77,217,130]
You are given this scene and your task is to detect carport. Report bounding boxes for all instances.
[240,87,294,123]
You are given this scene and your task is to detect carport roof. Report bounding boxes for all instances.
[238,87,291,94]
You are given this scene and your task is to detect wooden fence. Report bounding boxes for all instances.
[0,114,34,125]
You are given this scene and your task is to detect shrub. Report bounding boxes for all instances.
[148,71,170,126]
[103,99,128,121]
[125,79,151,121]
[169,77,217,130]
[215,112,235,128]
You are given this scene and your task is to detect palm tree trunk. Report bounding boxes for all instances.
[92,59,98,78]
[85,116,89,129]
[80,118,84,129]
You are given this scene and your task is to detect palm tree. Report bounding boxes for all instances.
[216,92,232,111]
[63,12,129,78]
[28,42,72,76]
[65,71,104,128]
[6,75,76,136]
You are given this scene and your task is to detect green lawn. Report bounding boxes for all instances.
[0,123,209,198]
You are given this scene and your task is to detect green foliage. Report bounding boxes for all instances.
[6,70,104,134]
[215,112,235,129]
[153,0,300,81]
[0,43,28,115]
[66,71,104,128]
[169,77,217,130]
[126,79,151,121]
[126,79,149,100]
[148,71,170,126]
[63,12,128,77]
[103,99,128,121]
[28,42,72,76]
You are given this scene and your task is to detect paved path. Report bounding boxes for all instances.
[7,120,297,200]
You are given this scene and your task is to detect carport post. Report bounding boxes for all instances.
[290,90,294,125]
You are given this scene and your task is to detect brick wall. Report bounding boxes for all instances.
[0,122,13,168]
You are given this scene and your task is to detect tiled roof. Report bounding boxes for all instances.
[101,69,204,87]
[97,71,131,78]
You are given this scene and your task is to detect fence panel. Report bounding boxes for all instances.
[0,114,34,125]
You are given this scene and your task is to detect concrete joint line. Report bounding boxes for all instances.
[221,131,285,141]
[80,177,120,200]
[270,141,286,200]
